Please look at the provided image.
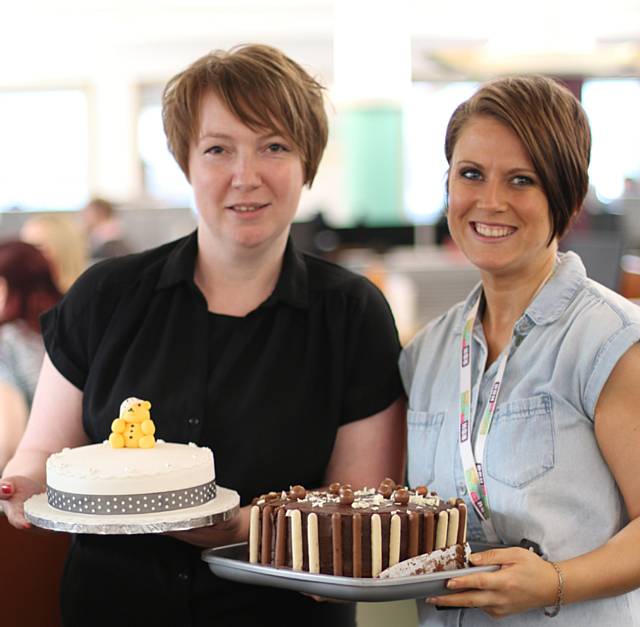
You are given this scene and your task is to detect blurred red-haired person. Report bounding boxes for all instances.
[0,241,61,470]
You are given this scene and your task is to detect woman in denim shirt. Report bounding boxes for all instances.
[400,76,640,625]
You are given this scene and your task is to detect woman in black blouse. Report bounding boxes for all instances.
[1,44,405,627]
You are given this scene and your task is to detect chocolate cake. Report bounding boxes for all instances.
[249,479,468,577]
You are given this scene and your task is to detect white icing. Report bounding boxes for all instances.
[47,441,215,495]
[409,494,441,507]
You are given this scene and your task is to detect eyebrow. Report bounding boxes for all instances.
[456,159,536,175]
[197,131,285,142]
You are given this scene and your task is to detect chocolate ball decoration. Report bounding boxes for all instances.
[393,488,410,505]
[377,482,393,498]
[415,485,428,496]
[289,485,307,500]
[339,488,354,505]
[328,482,341,495]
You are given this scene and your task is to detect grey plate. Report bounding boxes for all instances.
[202,542,499,602]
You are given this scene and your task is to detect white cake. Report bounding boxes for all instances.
[46,440,216,516]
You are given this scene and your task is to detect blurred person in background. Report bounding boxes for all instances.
[0,241,61,471]
[1,44,404,627]
[81,197,132,261]
[20,214,88,293]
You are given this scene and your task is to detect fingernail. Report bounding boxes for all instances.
[1,484,13,495]
[426,597,436,604]
[22,522,31,530]
[447,579,457,589]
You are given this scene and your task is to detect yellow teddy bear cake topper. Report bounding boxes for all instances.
[109,397,156,449]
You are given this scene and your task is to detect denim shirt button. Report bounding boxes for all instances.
[458,482,467,495]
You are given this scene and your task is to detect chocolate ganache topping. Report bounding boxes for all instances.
[249,480,468,577]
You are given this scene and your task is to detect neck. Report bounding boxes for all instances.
[481,248,557,363]
[194,230,288,316]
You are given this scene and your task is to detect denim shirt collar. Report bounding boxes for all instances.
[521,251,586,327]
[458,251,587,336]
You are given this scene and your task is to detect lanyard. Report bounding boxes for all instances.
[458,264,555,541]
[459,295,506,542]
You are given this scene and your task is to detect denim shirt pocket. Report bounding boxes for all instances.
[407,409,445,486]
[485,394,555,488]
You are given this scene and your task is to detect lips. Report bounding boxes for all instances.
[226,203,269,213]
[471,221,516,238]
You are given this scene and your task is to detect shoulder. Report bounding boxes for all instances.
[557,278,640,355]
[77,237,184,293]
[576,279,640,326]
[42,235,191,342]
[547,277,640,417]
[62,236,188,314]
[303,253,392,311]
[304,253,374,291]
[403,300,465,360]
[545,251,640,332]
[399,299,466,391]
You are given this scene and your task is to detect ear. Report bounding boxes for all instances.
[144,401,151,410]
[0,277,7,316]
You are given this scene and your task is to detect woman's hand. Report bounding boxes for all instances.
[166,504,249,548]
[426,547,559,619]
[0,475,45,529]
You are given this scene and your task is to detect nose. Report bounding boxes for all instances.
[476,179,507,212]
[231,153,261,191]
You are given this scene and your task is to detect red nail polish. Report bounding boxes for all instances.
[1,484,13,495]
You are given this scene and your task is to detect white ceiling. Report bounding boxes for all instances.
[2,0,640,86]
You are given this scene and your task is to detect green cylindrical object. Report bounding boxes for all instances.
[340,106,404,225]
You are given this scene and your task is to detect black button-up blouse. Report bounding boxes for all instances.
[42,230,403,627]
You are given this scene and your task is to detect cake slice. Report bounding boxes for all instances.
[378,543,471,578]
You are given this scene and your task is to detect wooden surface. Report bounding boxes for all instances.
[0,513,70,627]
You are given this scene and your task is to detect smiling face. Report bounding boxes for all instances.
[188,90,305,255]
[447,115,557,282]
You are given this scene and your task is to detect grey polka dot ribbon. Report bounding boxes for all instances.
[46,480,217,515]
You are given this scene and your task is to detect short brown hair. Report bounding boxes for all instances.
[445,75,591,241]
[162,43,328,186]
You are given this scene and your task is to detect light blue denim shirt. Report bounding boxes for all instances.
[400,251,640,626]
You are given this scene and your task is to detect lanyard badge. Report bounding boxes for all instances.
[459,295,507,542]
[457,266,554,542]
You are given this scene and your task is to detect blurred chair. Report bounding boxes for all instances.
[0,514,69,627]
[619,254,640,300]
[560,230,625,292]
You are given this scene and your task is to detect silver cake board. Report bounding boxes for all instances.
[24,485,240,535]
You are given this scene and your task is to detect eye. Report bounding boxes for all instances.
[460,167,482,181]
[204,145,225,155]
[266,142,290,154]
[512,174,535,186]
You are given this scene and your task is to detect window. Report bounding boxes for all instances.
[404,81,478,224]
[137,85,193,207]
[0,89,89,211]
[582,78,640,202]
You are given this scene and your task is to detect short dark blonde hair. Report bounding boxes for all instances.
[162,43,328,186]
[445,75,591,241]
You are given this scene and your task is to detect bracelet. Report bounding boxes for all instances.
[543,561,564,618]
